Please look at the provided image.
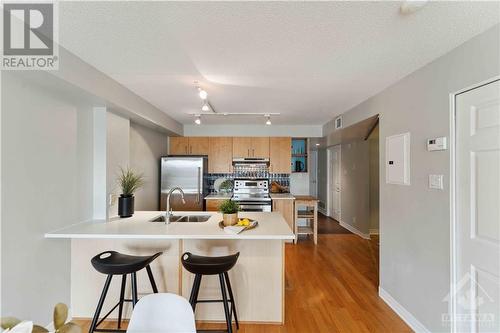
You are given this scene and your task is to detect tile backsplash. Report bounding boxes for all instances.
[207,173,290,193]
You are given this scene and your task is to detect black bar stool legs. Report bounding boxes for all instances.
[224,272,239,330]
[89,275,113,333]
[89,251,162,333]
[182,252,240,333]
[219,274,232,333]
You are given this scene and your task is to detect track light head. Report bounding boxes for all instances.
[194,115,201,125]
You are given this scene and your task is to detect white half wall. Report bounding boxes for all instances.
[130,122,168,211]
[106,112,130,218]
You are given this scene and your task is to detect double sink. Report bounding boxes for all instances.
[149,214,212,223]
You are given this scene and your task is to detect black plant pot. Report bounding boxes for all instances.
[118,195,134,218]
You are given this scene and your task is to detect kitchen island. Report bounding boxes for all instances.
[45,211,294,324]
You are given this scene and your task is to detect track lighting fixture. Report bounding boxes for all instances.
[201,101,210,112]
[198,89,208,100]
[265,115,271,125]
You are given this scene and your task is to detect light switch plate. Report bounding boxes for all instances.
[429,174,444,190]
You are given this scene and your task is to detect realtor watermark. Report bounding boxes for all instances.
[1,1,59,70]
[442,272,497,329]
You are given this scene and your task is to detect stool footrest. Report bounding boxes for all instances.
[196,299,234,303]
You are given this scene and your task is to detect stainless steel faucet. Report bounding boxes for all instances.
[165,187,185,224]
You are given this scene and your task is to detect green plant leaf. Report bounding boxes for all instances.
[57,322,82,333]
[53,303,68,330]
[117,166,145,196]
[218,199,240,214]
[1,317,21,329]
[32,324,49,333]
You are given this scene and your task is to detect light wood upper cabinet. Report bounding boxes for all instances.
[188,137,209,155]
[208,137,233,173]
[169,137,189,155]
[233,137,269,158]
[252,137,270,158]
[270,137,292,173]
[169,137,209,155]
[232,137,253,158]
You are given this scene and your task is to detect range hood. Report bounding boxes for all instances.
[232,157,269,165]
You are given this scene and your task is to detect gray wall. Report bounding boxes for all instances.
[1,72,94,323]
[368,124,379,232]
[340,141,370,235]
[130,122,168,211]
[323,25,500,331]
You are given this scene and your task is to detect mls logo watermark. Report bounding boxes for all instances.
[1,1,58,70]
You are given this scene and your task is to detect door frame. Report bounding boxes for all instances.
[449,76,500,333]
[327,144,341,220]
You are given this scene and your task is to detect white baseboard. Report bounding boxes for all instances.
[379,287,430,333]
[339,221,370,239]
[369,228,379,235]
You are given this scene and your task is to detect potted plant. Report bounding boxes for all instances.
[117,167,144,218]
[219,199,240,226]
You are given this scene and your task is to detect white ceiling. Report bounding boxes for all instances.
[59,1,500,125]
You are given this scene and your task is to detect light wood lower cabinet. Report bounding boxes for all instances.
[206,199,224,211]
[272,199,294,232]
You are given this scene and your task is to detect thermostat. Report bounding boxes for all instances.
[427,137,447,151]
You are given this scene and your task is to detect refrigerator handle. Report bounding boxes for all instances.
[197,167,201,203]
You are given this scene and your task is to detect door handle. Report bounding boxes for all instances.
[196,167,201,203]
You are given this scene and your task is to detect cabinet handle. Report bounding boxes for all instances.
[247,148,250,157]
[253,148,255,157]
[190,146,192,154]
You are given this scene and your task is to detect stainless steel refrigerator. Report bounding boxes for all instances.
[160,156,208,211]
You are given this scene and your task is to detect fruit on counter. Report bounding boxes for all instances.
[237,218,250,226]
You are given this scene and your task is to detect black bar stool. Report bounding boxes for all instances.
[89,251,162,333]
[181,252,240,333]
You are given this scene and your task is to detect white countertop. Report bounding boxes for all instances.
[45,211,294,240]
[205,193,233,200]
[270,193,295,200]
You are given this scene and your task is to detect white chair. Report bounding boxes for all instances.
[126,293,196,333]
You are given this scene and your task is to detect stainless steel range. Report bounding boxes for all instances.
[232,179,271,212]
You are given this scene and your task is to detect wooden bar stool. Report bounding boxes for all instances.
[89,251,162,333]
[294,196,319,244]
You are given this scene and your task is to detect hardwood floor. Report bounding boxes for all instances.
[74,234,410,333]
[317,213,352,234]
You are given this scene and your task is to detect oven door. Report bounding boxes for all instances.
[237,201,272,212]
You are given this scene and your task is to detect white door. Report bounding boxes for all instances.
[329,145,341,221]
[455,79,499,332]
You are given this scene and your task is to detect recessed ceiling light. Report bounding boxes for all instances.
[315,143,320,146]
[199,89,208,100]
[400,1,428,15]
[194,115,201,125]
